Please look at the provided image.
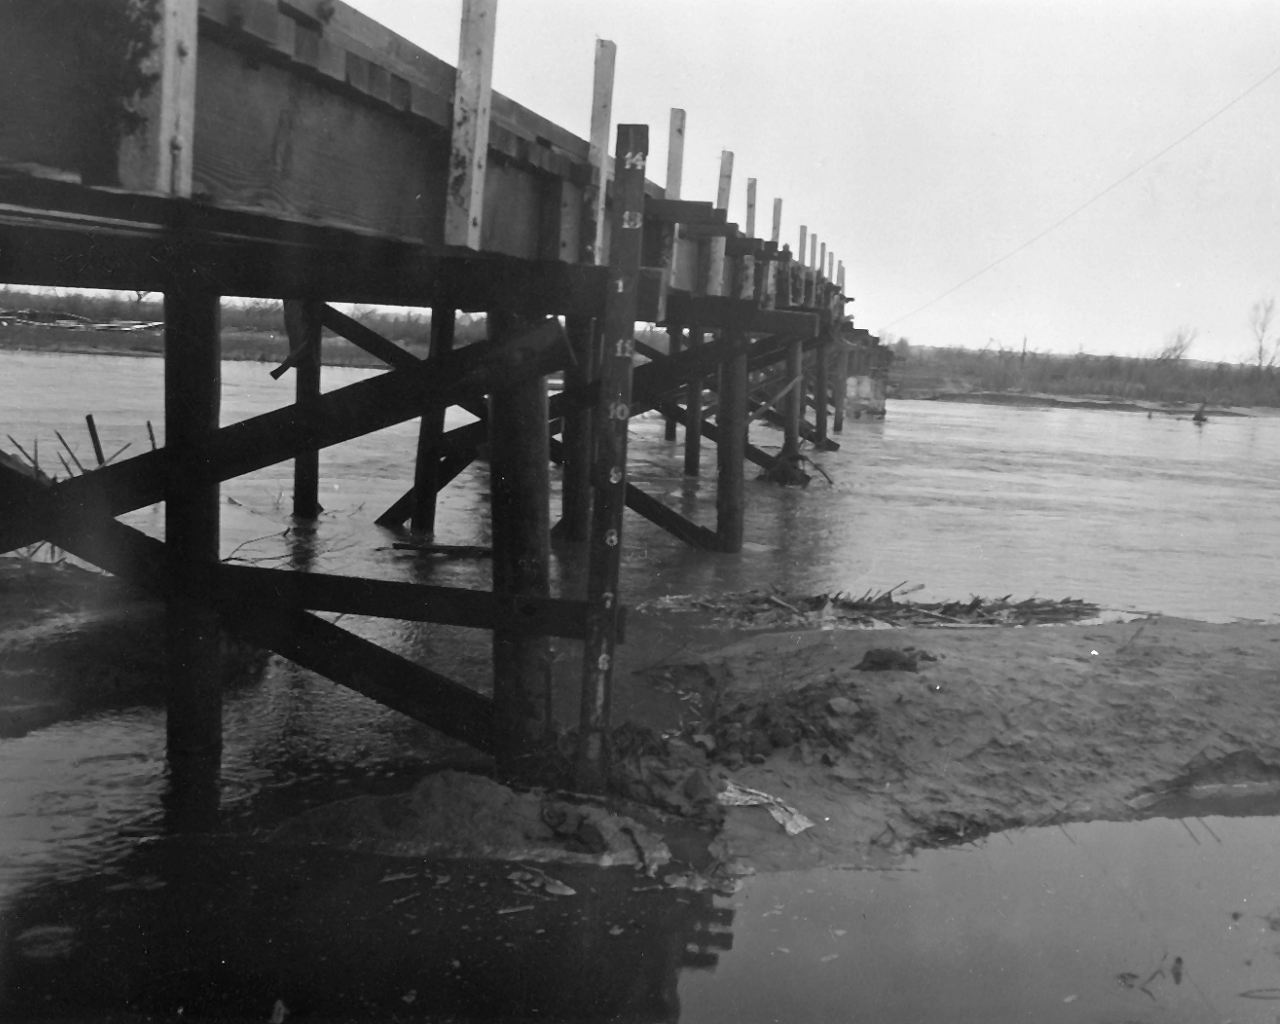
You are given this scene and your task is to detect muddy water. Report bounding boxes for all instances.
[4,350,1280,1020]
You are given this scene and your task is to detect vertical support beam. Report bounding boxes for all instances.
[661,107,686,440]
[577,123,648,790]
[490,312,551,759]
[716,340,747,553]
[163,287,222,807]
[588,40,617,265]
[558,315,596,541]
[814,329,830,444]
[833,343,850,433]
[683,325,703,476]
[445,0,498,249]
[740,177,757,301]
[411,308,456,533]
[764,197,782,308]
[837,261,845,292]
[809,234,819,306]
[118,0,198,195]
[783,334,802,463]
[664,325,683,441]
[285,300,323,519]
[707,151,733,296]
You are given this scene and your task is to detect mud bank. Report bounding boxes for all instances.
[630,615,1280,872]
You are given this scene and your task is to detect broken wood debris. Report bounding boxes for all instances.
[636,587,1102,630]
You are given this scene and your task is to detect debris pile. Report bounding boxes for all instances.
[637,585,1100,631]
[686,673,876,771]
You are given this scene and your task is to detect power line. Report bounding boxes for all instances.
[885,56,1280,330]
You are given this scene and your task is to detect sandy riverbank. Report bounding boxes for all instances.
[5,560,1279,877]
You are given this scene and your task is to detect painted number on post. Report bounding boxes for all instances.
[615,338,635,357]
[610,402,629,420]
[624,152,646,170]
[621,211,643,229]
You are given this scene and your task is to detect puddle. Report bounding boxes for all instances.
[684,812,1280,1024]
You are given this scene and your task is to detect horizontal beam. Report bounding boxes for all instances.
[644,198,726,225]
[0,176,610,312]
[0,461,495,748]
[210,563,591,638]
[665,294,819,338]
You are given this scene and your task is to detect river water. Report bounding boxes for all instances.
[3,350,1280,1021]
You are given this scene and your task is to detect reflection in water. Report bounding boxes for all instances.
[683,811,1280,1024]
[0,841,733,1022]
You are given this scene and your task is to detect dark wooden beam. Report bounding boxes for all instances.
[0,176,611,313]
[644,198,726,225]
[320,303,421,371]
[286,301,324,518]
[665,294,819,337]
[0,461,497,750]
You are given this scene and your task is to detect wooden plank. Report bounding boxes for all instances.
[664,326,683,441]
[814,334,830,444]
[118,0,200,195]
[577,123,646,790]
[0,319,568,556]
[645,199,725,225]
[319,304,419,370]
[0,180,613,311]
[164,285,223,767]
[445,0,497,248]
[832,345,850,433]
[375,450,476,528]
[489,312,553,756]
[286,300,323,518]
[587,40,617,265]
[665,295,819,337]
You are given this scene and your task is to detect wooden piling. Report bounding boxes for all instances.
[577,123,648,790]
[814,331,830,444]
[284,300,323,519]
[445,0,497,249]
[163,287,223,781]
[489,311,552,760]
[683,326,703,476]
[410,307,456,533]
[833,344,850,433]
[664,325,683,441]
[716,340,747,553]
[558,315,596,541]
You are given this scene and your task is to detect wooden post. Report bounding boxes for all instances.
[490,311,552,760]
[661,107,686,441]
[783,335,802,464]
[833,343,850,433]
[683,326,703,476]
[285,301,323,519]
[445,0,497,249]
[740,177,757,301]
[809,234,819,306]
[764,197,782,308]
[664,325,683,441]
[117,0,198,195]
[814,330,830,444]
[558,315,596,541]
[411,308,456,532]
[577,123,648,790]
[588,40,617,265]
[716,340,747,552]
[163,287,222,803]
[798,225,808,275]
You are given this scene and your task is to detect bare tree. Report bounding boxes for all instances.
[1155,326,1197,363]
[1250,297,1278,370]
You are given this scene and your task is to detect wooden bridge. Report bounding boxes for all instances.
[0,0,880,792]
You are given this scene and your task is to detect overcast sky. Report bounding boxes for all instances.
[349,0,1280,363]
